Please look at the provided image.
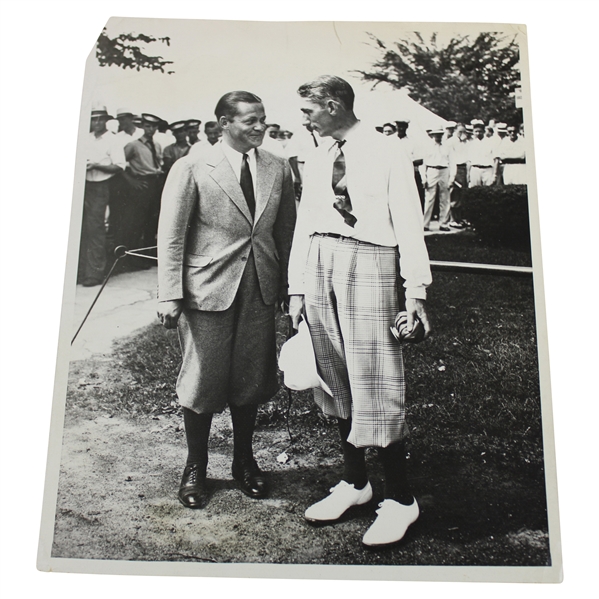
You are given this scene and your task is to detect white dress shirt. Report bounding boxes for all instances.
[86,130,126,182]
[220,141,257,197]
[450,137,470,165]
[468,137,495,167]
[288,121,431,300]
[495,136,526,161]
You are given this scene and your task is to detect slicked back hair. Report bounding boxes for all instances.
[297,75,355,111]
[215,91,262,121]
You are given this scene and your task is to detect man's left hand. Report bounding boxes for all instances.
[403,298,432,340]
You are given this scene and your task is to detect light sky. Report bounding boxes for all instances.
[87,19,521,134]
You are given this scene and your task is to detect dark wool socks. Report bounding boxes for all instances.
[183,407,213,474]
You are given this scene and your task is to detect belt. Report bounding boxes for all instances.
[501,158,526,164]
[128,171,162,179]
[472,165,493,169]
[426,165,448,169]
[315,232,352,240]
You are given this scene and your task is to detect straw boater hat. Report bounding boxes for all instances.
[185,119,202,128]
[169,120,188,132]
[141,113,162,125]
[470,119,485,128]
[91,104,113,120]
[445,121,457,129]
[115,107,136,119]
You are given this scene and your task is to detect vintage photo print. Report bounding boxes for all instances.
[37,17,561,582]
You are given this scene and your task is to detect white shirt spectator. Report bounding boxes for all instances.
[86,130,126,182]
[468,137,495,167]
[450,137,470,166]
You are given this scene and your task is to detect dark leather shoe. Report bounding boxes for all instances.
[178,464,209,509]
[232,459,268,499]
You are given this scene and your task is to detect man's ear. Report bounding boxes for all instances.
[218,115,228,130]
[326,99,339,115]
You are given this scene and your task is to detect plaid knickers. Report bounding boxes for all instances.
[304,233,409,448]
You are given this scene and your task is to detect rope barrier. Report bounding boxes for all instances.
[430,260,533,277]
[71,245,157,345]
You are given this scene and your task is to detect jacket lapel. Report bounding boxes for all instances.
[206,144,253,224]
[255,149,276,224]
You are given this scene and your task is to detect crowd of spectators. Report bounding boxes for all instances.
[376,118,526,231]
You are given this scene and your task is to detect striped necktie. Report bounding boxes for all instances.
[332,140,356,228]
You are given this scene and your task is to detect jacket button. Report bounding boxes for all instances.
[241,256,247,262]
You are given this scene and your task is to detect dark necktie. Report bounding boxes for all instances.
[240,153,255,219]
[146,138,159,169]
[332,140,357,228]
[311,132,319,148]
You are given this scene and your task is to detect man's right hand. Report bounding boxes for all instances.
[157,300,184,329]
[288,295,305,330]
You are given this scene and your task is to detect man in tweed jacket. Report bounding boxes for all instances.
[288,76,432,547]
[157,91,296,508]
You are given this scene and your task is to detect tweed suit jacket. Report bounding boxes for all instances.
[157,141,296,311]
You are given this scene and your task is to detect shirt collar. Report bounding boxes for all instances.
[221,141,256,172]
[222,140,255,159]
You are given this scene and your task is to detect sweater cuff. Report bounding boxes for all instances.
[405,286,427,301]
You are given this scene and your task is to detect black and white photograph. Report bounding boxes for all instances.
[29,15,562,581]
[7,2,599,594]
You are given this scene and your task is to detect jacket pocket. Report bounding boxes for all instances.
[184,254,213,268]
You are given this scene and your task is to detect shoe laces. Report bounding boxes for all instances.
[187,466,198,484]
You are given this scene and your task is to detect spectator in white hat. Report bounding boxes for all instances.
[495,125,526,185]
[422,128,453,231]
[468,121,496,186]
[115,108,143,150]
[79,105,125,286]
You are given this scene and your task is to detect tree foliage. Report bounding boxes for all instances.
[95,28,174,74]
[357,32,521,124]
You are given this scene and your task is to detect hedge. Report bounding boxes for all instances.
[460,184,531,252]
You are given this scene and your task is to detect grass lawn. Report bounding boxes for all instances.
[64,229,550,566]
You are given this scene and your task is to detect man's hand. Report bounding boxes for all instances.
[403,298,432,340]
[288,294,305,330]
[157,300,184,329]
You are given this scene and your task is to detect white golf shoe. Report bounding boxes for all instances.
[304,480,373,522]
[362,498,419,547]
